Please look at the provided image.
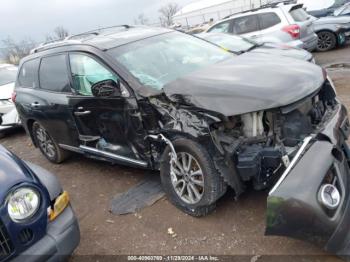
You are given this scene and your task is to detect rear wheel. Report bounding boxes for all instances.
[317,31,337,52]
[32,122,69,163]
[160,138,227,217]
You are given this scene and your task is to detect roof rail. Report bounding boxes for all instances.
[223,0,297,19]
[30,39,82,54]
[30,25,132,54]
[67,25,132,40]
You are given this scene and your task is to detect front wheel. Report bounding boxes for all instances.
[160,138,227,217]
[317,31,337,52]
[32,122,69,164]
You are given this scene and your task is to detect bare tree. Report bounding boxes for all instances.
[1,37,35,64]
[158,3,180,27]
[46,26,69,42]
[134,13,149,25]
[54,26,69,39]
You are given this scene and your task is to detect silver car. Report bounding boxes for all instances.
[198,32,315,62]
[207,2,318,51]
[0,64,21,137]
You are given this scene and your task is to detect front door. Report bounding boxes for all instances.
[67,52,149,167]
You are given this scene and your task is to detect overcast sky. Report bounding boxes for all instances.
[0,0,194,45]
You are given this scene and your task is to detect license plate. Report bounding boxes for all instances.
[345,31,350,37]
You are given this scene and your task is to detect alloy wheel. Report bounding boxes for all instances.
[170,152,204,204]
[35,126,56,159]
[317,32,334,51]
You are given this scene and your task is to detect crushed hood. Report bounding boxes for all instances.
[163,53,324,116]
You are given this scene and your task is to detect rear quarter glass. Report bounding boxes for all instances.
[16,59,40,88]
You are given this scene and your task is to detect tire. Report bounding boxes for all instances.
[160,138,227,217]
[32,122,70,164]
[317,31,337,52]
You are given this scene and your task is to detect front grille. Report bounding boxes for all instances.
[0,220,14,261]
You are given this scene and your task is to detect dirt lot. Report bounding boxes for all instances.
[1,45,350,260]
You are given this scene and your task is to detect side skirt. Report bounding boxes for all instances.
[59,144,149,168]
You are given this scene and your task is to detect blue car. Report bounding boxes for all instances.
[0,145,80,261]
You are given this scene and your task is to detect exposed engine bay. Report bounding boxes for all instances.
[211,80,338,190]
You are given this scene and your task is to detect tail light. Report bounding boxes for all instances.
[282,24,300,39]
[11,91,16,103]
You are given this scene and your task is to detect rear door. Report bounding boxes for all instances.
[256,12,285,42]
[36,53,78,146]
[15,55,78,147]
[67,52,149,166]
[231,14,261,40]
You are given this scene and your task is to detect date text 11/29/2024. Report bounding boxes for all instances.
[127,256,220,261]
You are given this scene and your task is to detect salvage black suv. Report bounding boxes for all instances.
[14,26,350,255]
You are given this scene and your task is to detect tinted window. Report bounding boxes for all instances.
[290,8,309,21]
[259,13,281,29]
[69,54,118,96]
[208,21,231,33]
[18,59,40,88]
[232,15,259,34]
[39,55,71,92]
[0,66,17,86]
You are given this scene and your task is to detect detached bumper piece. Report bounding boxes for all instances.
[266,104,350,257]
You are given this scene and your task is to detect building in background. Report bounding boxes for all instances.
[173,0,268,28]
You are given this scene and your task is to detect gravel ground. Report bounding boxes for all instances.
[1,44,349,261]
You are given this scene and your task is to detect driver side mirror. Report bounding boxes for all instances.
[91,79,121,98]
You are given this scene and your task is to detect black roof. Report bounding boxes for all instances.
[32,25,173,54]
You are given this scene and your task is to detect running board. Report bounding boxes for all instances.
[59,144,84,154]
[79,145,148,168]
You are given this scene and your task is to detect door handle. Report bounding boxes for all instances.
[31,102,41,108]
[74,110,91,116]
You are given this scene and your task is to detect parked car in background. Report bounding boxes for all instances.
[197,32,315,62]
[0,145,80,261]
[13,25,350,256]
[312,15,350,51]
[300,0,350,18]
[0,64,21,137]
[334,2,350,16]
[206,2,318,51]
